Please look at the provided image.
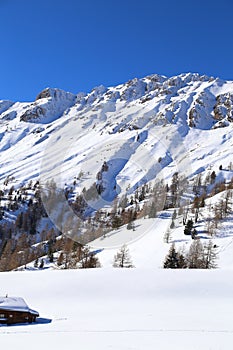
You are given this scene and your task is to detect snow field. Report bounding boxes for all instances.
[1,269,233,350]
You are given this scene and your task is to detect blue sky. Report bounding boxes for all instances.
[1,0,233,101]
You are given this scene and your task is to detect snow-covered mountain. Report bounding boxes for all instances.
[1,73,233,350]
[1,72,233,188]
[0,72,233,269]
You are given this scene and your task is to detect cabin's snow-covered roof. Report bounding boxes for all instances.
[0,297,39,315]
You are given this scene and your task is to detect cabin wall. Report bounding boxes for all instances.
[0,309,36,324]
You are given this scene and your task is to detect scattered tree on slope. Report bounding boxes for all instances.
[113,244,134,268]
[163,243,186,269]
[163,240,218,269]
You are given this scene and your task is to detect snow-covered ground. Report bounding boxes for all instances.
[1,73,233,348]
[89,201,233,269]
[90,217,171,268]
[1,268,233,350]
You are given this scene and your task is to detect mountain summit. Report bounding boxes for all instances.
[0,72,232,188]
[0,72,232,271]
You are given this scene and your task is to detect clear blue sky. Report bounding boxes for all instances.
[1,0,233,101]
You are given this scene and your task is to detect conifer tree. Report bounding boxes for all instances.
[203,240,218,269]
[113,244,134,268]
[210,171,216,184]
[34,258,39,268]
[39,258,44,269]
[148,201,157,218]
[57,252,64,267]
[191,228,198,240]
[164,229,172,243]
[78,246,101,268]
[163,243,180,268]
[186,240,205,268]
[184,219,194,235]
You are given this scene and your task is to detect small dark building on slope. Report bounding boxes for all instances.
[0,297,39,325]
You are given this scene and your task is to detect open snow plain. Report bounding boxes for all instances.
[1,268,233,350]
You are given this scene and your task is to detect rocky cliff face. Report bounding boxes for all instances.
[1,73,233,129]
[0,72,232,193]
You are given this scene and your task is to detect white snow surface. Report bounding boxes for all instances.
[0,73,233,348]
[1,269,233,349]
[0,72,232,192]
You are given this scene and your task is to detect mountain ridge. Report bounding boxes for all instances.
[0,72,232,271]
[0,72,232,191]
[1,72,233,129]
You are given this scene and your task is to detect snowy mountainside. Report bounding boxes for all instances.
[0,72,233,270]
[89,189,233,269]
[0,72,233,190]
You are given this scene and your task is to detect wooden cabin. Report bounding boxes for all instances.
[0,297,39,325]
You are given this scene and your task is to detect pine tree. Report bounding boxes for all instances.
[113,245,134,268]
[210,171,216,184]
[177,253,187,268]
[203,240,218,269]
[164,229,172,243]
[187,240,205,268]
[48,252,54,263]
[78,246,101,268]
[200,196,205,208]
[111,215,123,229]
[170,219,175,229]
[126,217,135,230]
[0,240,14,271]
[47,242,54,263]
[163,243,180,268]
[57,252,64,267]
[34,258,39,268]
[170,172,179,206]
[148,201,157,218]
[191,228,198,240]
[172,209,177,220]
[39,258,44,269]
[184,219,194,235]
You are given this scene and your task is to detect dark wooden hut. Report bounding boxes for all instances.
[0,296,39,325]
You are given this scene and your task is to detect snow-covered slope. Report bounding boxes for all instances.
[1,268,233,350]
[1,74,233,349]
[0,72,233,269]
[0,73,232,191]
[90,204,233,269]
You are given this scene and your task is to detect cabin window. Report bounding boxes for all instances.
[0,314,5,318]
[9,315,13,318]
